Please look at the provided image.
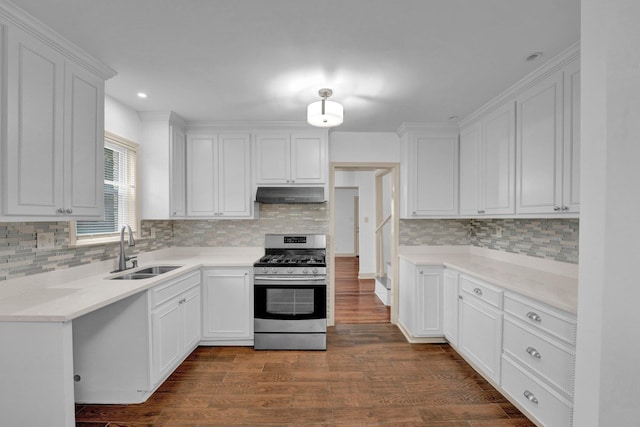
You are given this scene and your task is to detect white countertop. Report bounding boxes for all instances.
[0,247,263,322]
[399,246,579,314]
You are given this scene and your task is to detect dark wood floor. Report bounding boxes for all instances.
[75,257,534,426]
[334,256,390,324]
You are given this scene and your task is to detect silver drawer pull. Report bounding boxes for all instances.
[473,287,483,296]
[526,346,542,359]
[523,390,539,404]
[526,311,542,322]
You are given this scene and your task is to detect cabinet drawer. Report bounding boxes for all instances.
[503,316,575,397]
[504,293,576,345]
[460,275,503,309]
[502,355,573,427]
[151,271,201,308]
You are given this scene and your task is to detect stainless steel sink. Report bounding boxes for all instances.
[109,265,182,280]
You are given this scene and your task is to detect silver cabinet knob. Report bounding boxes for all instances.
[526,346,542,359]
[57,208,65,214]
[553,206,561,211]
[473,287,483,296]
[526,311,542,322]
[561,206,569,211]
[65,208,73,214]
[523,390,539,404]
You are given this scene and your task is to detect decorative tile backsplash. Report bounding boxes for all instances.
[172,204,329,247]
[399,219,471,246]
[0,221,172,281]
[0,205,328,281]
[1,204,576,281]
[400,218,579,264]
[470,218,579,264]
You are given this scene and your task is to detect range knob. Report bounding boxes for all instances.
[271,268,277,274]
[287,268,293,274]
[312,268,318,274]
[302,269,309,274]
[262,267,268,273]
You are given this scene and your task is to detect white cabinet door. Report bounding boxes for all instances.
[562,59,580,213]
[186,134,251,218]
[64,60,105,217]
[255,134,291,184]
[4,25,65,216]
[151,298,183,384]
[202,268,253,343]
[459,122,482,215]
[442,269,459,346]
[181,286,202,352]
[458,291,503,384]
[187,135,218,216]
[217,134,252,217]
[255,132,327,185]
[408,135,459,216]
[516,72,564,214]
[290,133,326,184]
[416,267,443,336]
[459,102,515,216]
[483,102,516,214]
[170,125,187,217]
[399,259,444,339]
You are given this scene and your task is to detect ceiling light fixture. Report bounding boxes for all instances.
[137,92,148,99]
[307,88,343,127]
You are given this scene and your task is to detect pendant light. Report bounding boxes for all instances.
[307,88,343,127]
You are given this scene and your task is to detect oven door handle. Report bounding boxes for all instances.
[255,276,326,285]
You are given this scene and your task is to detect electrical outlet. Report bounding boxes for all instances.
[496,226,503,238]
[36,232,55,249]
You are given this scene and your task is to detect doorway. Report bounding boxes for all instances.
[328,162,400,326]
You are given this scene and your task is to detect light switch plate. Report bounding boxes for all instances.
[36,232,55,249]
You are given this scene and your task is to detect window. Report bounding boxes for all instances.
[71,132,139,245]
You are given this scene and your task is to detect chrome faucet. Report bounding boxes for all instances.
[118,225,137,271]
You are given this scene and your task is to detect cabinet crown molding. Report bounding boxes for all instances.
[459,41,580,128]
[0,0,116,80]
[396,122,459,137]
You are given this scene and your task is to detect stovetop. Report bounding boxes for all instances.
[255,253,326,267]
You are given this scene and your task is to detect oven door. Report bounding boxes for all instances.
[254,276,326,322]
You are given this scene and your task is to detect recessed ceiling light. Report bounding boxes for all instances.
[448,115,459,121]
[526,52,543,62]
[137,92,148,99]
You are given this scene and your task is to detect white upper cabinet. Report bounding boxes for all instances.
[139,113,187,219]
[516,58,580,215]
[400,127,459,218]
[460,102,516,216]
[255,131,327,185]
[0,12,114,220]
[4,25,65,217]
[169,125,187,217]
[562,59,581,213]
[186,133,252,218]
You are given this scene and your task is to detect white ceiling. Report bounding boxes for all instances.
[11,0,580,132]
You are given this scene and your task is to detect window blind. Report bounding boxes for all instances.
[76,135,138,239]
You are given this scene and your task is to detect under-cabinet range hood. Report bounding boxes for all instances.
[255,186,325,204]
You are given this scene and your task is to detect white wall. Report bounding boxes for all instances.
[334,188,358,255]
[329,131,400,162]
[104,95,142,142]
[574,0,640,425]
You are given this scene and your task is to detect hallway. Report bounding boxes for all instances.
[334,256,390,324]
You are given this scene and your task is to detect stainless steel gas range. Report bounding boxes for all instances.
[253,234,327,350]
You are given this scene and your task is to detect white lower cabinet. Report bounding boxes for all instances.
[73,270,201,404]
[398,259,444,340]
[442,269,459,346]
[151,283,201,385]
[201,267,254,345]
[502,355,573,427]
[457,275,503,385]
[501,293,577,426]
